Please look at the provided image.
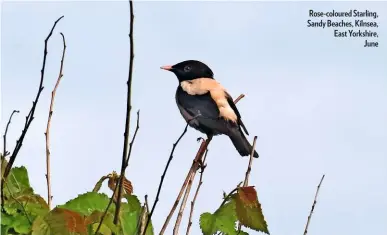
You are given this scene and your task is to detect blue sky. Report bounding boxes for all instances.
[1,1,386,235]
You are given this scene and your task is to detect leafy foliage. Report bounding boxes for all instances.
[1,165,49,234]
[200,199,238,235]
[31,208,87,235]
[1,165,154,235]
[58,192,112,216]
[199,186,269,235]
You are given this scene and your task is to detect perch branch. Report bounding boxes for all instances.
[160,94,245,235]
[1,16,64,207]
[161,136,210,235]
[113,0,135,227]
[44,32,66,209]
[303,174,325,235]
[186,149,208,235]
[2,110,20,158]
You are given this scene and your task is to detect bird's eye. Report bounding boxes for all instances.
[184,65,191,72]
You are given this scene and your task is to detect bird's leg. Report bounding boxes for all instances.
[196,134,213,171]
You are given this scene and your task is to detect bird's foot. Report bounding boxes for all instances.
[196,158,207,173]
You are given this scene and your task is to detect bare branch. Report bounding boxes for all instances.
[303,174,325,235]
[125,110,140,169]
[1,15,64,208]
[2,110,20,158]
[233,94,245,104]
[44,32,66,209]
[160,137,210,235]
[173,166,196,235]
[113,0,135,227]
[186,149,208,235]
[243,136,257,187]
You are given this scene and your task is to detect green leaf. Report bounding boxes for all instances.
[124,195,141,212]
[11,213,31,234]
[58,192,111,216]
[0,211,32,234]
[5,194,49,217]
[120,195,153,235]
[1,212,13,226]
[91,223,111,235]
[92,176,109,193]
[200,213,217,235]
[1,225,10,235]
[200,200,238,235]
[32,208,87,235]
[4,166,33,197]
[235,186,269,234]
[85,210,119,234]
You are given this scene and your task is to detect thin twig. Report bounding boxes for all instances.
[125,110,140,168]
[160,94,245,235]
[144,194,149,213]
[2,110,20,158]
[237,136,257,232]
[44,32,66,210]
[138,203,148,235]
[1,15,64,207]
[142,123,190,235]
[303,174,325,235]
[94,181,119,235]
[220,187,239,208]
[113,0,135,227]
[233,94,245,104]
[243,136,257,187]
[1,110,20,211]
[186,149,208,235]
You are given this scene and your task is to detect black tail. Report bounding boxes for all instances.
[229,130,259,158]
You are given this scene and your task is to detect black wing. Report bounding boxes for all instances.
[225,92,249,135]
[175,86,238,136]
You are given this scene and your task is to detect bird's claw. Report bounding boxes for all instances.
[197,137,205,142]
[197,159,207,172]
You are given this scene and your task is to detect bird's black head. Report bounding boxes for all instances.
[160,60,214,82]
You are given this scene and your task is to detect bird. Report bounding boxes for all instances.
[160,60,259,158]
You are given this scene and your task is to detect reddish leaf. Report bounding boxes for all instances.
[123,177,133,195]
[33,208,88,235]
[235,186,269,234]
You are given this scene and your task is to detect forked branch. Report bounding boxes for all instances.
[1,15,64,207]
